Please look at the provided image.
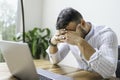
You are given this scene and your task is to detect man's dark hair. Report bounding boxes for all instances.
[56,8,83,30]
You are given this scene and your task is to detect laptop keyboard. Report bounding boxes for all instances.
[39,74,53,80]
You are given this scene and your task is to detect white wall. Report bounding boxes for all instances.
[23,0,43,32]
[42,0,120,44]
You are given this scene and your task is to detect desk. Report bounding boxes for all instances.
[0,60,118,80]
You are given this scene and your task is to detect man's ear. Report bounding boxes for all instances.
[80,19,86,28]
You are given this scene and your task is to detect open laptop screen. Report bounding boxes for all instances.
[0,40,39,80]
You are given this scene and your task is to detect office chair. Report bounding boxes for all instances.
[116,45,120,78]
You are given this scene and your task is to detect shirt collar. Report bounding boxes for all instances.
[85,23,94,41]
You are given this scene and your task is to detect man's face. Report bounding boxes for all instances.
[65,22,77,31]
[63,21,87,38]
[55,22,77,40]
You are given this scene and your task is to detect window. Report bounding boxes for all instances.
[0,0,18,41]
[0,0,18,62]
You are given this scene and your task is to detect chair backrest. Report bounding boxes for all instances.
[118,45,120,60]
[116,45,120,78]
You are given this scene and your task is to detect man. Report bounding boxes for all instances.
[46,8,118,78]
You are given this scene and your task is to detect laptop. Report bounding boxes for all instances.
[0,40,73,80]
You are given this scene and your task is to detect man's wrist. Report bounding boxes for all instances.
[49,38,57,46]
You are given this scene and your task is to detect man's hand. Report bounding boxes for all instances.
[65,24,84,45]
[51,29,67,45]
[49,29,67,54]
[51,24,86,46]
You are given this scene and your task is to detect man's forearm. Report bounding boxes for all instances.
[77,39,95,60]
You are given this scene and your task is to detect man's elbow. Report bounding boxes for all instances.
[102,65,116,78]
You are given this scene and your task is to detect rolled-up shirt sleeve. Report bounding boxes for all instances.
[46,43,70,64]
[88,31,118,78]
[46,47,60,64]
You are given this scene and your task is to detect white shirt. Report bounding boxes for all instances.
[46,23,118,78]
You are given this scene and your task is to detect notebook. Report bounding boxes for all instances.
[0,40,73,80]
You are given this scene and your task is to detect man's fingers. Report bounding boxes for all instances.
[58,35,66,40]
[56,29,67,36]
[54,35,66,43]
